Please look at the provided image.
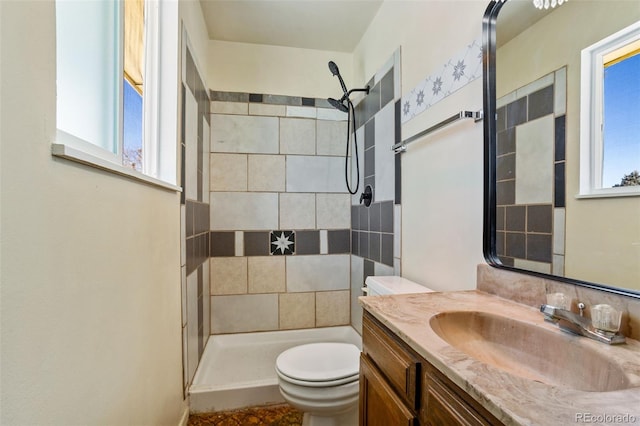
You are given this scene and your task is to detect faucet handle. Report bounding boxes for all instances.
[577,302,585,317]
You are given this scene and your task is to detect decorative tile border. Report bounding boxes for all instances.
[210,90,332,109]
[401,36,483,124]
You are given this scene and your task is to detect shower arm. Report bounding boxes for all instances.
[347,86,370,98]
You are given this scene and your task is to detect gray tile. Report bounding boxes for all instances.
[358,205,369,231]
[506,97,527,128]
[369,232,381,262]
[364,259,375,285]
[364,148,375,178]
[210,91,249,102]
[328,229,350,254]
[264,94,301,106]
[296,230,320,255]
[555,162,565,208]
[186,201,194,237]
[352,231,359,256]
[381,68,394,108]
[365,117,375,150]
[351,205,360,230]
[369,202,381,232]
[499,256,514,267]
[497,128,515,156]
[496,206,505,231]
[381,233,393,266]
[527,205,552,233]
[359,232,369,259]
[527,234,552,263]
[244,231,269,256]
[315,99,332,109]
[497,154,515,182]
[301,97,315,107]
[380,201,394,233]
[555,115,566,162]
[210,232,235,257]
[528,85,554,121]
[497,106,506,132]
[394,153,401,205]
[505,232,526,258]
[364,178,375,198]
[505,205,525,232]
[496,231,506,256]
[496,180,515,206]
[249,93,263,102]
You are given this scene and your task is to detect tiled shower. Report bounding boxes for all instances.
[180,50,402,392]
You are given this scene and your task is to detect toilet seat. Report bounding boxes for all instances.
[276,343,360,384]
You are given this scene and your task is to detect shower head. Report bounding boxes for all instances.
[328,60,349,96]
[327,97,349,113]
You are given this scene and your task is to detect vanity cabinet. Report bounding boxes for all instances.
[360,311,502,426]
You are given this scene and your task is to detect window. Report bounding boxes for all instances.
[580,21,640,197]
[53,0,179,189]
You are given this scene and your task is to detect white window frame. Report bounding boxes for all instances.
[579,20,640,199]
[52,0,180,191]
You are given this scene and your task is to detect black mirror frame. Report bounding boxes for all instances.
[481,0,640,300]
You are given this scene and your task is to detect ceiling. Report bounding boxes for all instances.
[198,0,384,53]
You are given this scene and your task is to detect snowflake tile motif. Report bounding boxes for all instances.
[401,36,483,124]
[270,230,295,255]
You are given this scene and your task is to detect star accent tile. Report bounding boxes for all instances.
[270,230,295,255]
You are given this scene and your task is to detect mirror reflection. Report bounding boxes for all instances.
[491,0,640,293]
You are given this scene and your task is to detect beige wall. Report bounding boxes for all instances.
[0,1,186,424]
[181,0,211,85]
[497,1,640,290]
[207,40,353,98]
[353,1,488,291]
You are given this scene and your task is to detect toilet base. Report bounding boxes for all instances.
[302,406,358,426]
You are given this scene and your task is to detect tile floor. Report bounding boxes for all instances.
[188,404,303,426]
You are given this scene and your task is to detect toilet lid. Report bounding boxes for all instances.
[276,343,360,382]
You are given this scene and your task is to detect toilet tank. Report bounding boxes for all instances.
[364,276,434,296]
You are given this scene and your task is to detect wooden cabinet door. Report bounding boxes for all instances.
[360,354,417,426]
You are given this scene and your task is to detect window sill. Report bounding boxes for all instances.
[576,187,640,199]
[52,143,181,192]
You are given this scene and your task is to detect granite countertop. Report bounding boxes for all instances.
[359,290,640,426]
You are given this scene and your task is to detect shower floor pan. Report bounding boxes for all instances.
[189,326,362,413]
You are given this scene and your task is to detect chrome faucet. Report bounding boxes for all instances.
[540,304,626,345]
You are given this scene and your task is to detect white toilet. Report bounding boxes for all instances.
[276,342,360,426]
[275,276,433,426]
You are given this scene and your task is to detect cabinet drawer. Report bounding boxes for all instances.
[360,354,417,426]
[362,312,419,409]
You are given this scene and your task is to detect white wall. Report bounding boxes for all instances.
[207,40,353,98]
[0,1,186,424]
[353,1,488,291]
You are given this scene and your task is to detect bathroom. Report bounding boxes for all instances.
[1,0,639,425]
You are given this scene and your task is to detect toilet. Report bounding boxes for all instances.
[275,276,433,426]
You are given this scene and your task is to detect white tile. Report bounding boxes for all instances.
[280,193,315,229]
[185,89,198,200]
[249,103,286,117]
[351,126,365,205]
[211,192,279,230]
[202,261,210,338]
[554,67,567,116]
[497,90,517,109]
[393,48,401,102]
[351,255,364,334]
[553,254,565,276]
[287,156,346,193]
[248,154,285,192]
[211,294,279,333]
[374,262,394,276]
[320,230,328,254]
[210,153,247,191]
[375,102,396,202]
[317,120,348,156]
[180,205,186,264]
[211,114,279,153]
[187,270,199,382]
[235,231,244,257]
[202,118,211,203]
[286,106,317,118]
[286,255,350,292]
[515,72,554,99]
[553,208,566,255]
[316,193,350,229]
[181,266,187,327]
[394,258,401,276]
[211,101,248,115]
[280,118,316,155]
[182,326,189,388]
[515,116,554,204]
[394,205,401,259]
[317,108,348,121]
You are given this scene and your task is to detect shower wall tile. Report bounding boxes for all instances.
[187,270,199,382]
[279,193,316,229]
[211,101,248,115]
[244,231,270,256]
[185,89,199,201]
[374,262,394,277]
[210,231,235,257]
[317,120,348,156]
[350,255,364,334]
[248,155,285,192]
[316,290,350,327]
[374,97,395,202]
[515,116,553,204]
[211,294,279,333]
[248,256,285,293]
[317,108,348,121]
[296,230,320,255]
[210,153,247,191]
[280,118,316,155]
[249,103,286,117]
[286,156,345,193]
[286,106,317,118]
[286,255,350,292]
[211,114,279,153]
[210,257,247,295]
[279,292,315,330]
[327,229,351,254]
[210,192,278,230]
[316,193,350,229]
[351,127,365,205]
[320,230,328,254]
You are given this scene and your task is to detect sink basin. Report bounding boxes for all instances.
[429,311,631,392]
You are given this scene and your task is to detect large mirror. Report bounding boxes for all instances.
[483,0,640,298]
